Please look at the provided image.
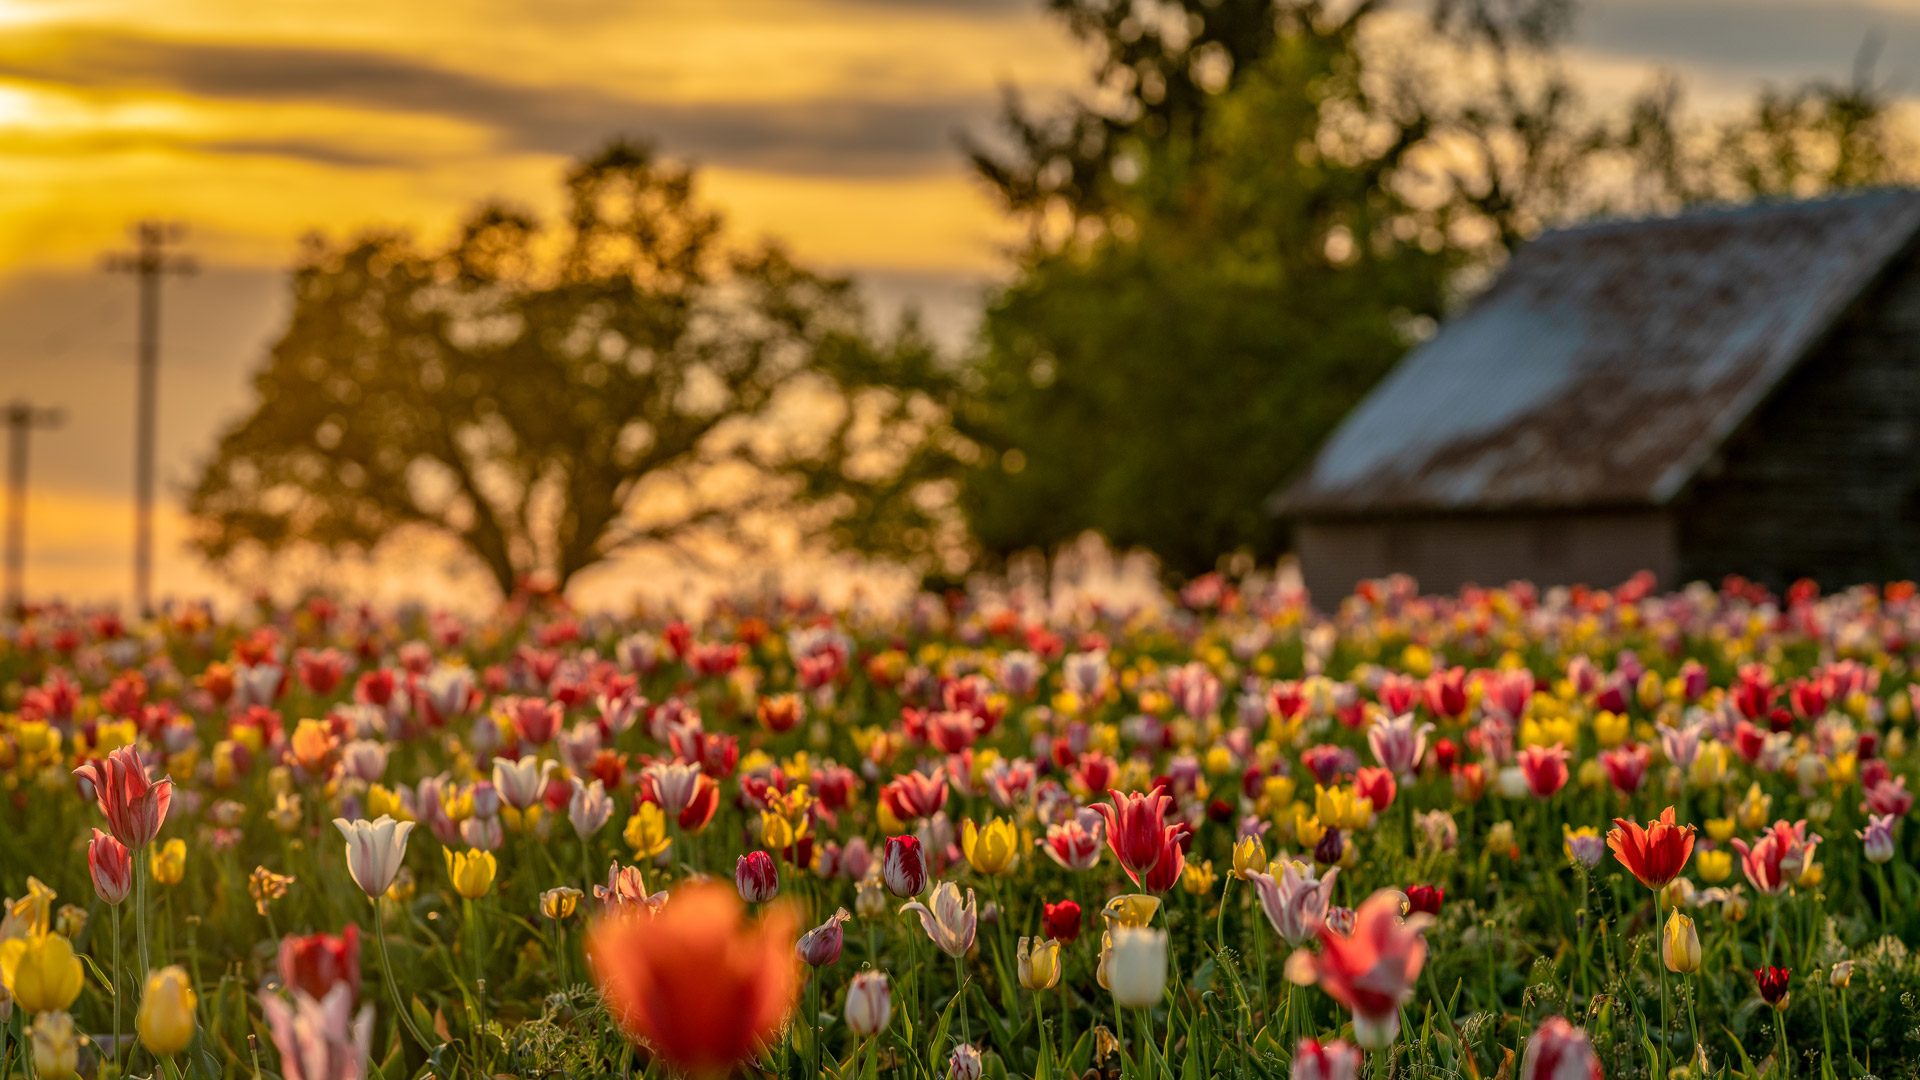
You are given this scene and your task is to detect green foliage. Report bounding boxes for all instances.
[187,141,955,597]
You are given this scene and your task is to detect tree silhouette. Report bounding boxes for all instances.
[189,142,953,597]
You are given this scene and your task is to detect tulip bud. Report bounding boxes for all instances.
[53,905,86,941]
[1519,1017,1601,1080]
[1232,835,1269,880]
[948,1043,983,1080]
[1831,959,1854,988]
[797,908,850,967]
[1754,966,1791,1010]
[1662,911,1701,974]
[881,835,927,897]
[30,1011,79,1080]
[137,966,197,1056]
[735,851,780,903]
[87,829,133,906]
[1018,936,1062,990]
[444,848,497,899]
[1859,814,1896,864]
[845,971,892,1036]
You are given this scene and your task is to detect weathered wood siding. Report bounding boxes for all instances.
[1676,250,1920,589]
[1296,511,1678,603]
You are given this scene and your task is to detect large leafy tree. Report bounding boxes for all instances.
[189,142,955,596]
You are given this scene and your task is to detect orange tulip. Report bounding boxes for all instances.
[1607,806,1697,890]
[588,881,799,1077]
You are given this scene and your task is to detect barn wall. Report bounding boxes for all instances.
[1295,511,1678,605]
[1677,252,1920,590]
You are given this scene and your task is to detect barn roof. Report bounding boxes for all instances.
[1280,188,1920,518]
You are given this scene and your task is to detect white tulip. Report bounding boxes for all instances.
[332,815,415,898]
[1106,925,1168,1008]
[491,755,555,811]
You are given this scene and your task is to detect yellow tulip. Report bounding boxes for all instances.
[1180,859,1216,895]
[2,877,56,940]
[962,818,1020,876]
[540,886,582,921]
[1737,783,1772,832]
[1232,835,1269,880]
[1314,785,1371,831]
[1689,744,1729,788]
[0,933,84,1014]
[1696,849,1733,883]
[150,839,187,886]
[1662,911,1701,974]
[1591,710,1629,748]
[136,966,196,1056]
[1101,894,1161,928]
[623,802,671,859]
[445,848,498,899]
[1018,936,1062,990]
[1705,817,1737,844]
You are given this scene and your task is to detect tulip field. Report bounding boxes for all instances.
[3,570,1920,1079]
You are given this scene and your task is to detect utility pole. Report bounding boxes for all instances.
[104,221,195,616]
[3,401,64,615]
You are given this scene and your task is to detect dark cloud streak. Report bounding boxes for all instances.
[0,26,991,177]
[1575,0,1920,85]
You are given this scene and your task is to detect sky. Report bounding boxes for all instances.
[1,0,1916,607]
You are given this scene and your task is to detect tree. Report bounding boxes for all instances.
[953,0,1914,575]
[189,142,955,597]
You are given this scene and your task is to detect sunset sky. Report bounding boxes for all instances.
[1,0,1914,605]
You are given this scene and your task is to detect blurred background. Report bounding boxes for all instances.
[3,0,1917,611]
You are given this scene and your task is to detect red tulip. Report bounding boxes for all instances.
[1599,744,1650,795]
[1517,745,1569,799]
[1754,965,1791,1009]
[1091,788,1175,887]
[1041,899,1082,943]
[1607,807,1697,890]
[1290,889,1430,1048]
[879,769,949,822]
[1355,767,1397,812]
[735,851,779,903]
[87,828,132,905]
[1404,884,1444,916]
[278,925,361,1004]
[881,835,928,898]
[73,746,173,848]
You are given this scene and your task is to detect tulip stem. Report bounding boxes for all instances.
[111,901,125,1075]
[808,970,823,1080]
[135,847,151,977]
[1655,893,1669,1073]
[952,953,971,1045]
[374,900,436,1055]
[1215,876,1230,958]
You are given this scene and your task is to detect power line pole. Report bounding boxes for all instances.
[3,401,64,615]
[104,221,195,616]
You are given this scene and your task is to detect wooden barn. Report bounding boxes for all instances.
[1275,189,1920,602]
